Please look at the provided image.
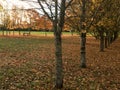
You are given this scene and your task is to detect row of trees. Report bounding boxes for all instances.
[0,5,53,32]
[37,0,120,89]
[0,0,119,89]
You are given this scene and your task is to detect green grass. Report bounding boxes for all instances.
[0,30,78,36]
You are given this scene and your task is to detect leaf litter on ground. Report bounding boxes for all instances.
[0,36,119,90]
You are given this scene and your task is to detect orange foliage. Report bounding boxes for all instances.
[35,15,53,30]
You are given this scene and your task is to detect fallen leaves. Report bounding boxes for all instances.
[0,36,119,89]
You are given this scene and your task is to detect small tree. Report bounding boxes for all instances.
[37,0,73,89]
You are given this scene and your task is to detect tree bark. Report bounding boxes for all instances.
[105,32,109,48]
[37,0,72,88]
[80,32,86,68]
[98,26,104,52]
[100,35,104,52]
[108,35,111,46]
[105,36,108,48]
[54,25,63,89]
[80,0,87,68]
[113,31,118,41]
[110,35,113,43]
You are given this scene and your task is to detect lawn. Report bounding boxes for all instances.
[0,30,78,37]
[0,36,119,90]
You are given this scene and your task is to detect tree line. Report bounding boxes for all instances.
[1,0,120,89]
[37,0,120,89]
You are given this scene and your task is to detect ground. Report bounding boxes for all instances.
[0,36,119,90]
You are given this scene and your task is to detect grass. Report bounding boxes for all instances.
[0,30,78,37]
[0,36,119,90]
[0,36,55,89]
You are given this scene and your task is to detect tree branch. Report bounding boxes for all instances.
[37,0,53,22]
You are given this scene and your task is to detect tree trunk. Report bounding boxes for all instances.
[110,35,113,43]
[98,26,104,52]
[105,32,109,48]
[54,26,63,89]
[80,32,86,68]
[105,36,108,48]
[37,0,67,89]
[107,32,112,46]
[108,35,111,46]
[100,35,104,52]
[113,31,118,41]
[2,30,4,36]
[80,0,87,68]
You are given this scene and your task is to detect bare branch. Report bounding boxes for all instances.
[37,0,53,22]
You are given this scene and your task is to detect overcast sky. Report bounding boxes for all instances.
[0,0,59,15]
[0,0,46,15]
[0,0,39,9]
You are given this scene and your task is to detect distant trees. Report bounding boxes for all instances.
[0,8,11,35]
[0,6,45,35]
[34,15,52,31]
[93,0,120,51]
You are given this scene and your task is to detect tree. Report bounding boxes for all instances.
[94,0,120,51]
[1,9,11,36]
[37,0,73,89]
[66,0,106,67]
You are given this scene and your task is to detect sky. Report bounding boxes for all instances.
[1,0,39,9]
[0,0,61,16]
[0,0,46,15]
[0,0,45,11]
[0,0,44,24]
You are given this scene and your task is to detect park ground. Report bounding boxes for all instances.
[0,35,119,90]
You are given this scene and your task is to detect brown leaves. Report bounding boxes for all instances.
[0,36,120,89]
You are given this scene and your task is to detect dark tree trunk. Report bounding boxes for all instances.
[54,25,63,89]
[54,0,66,88]
[110,35,113,43]
[98,26,104,52]
[80,0,87,68]
[37,0,69,89]
[100,35,104,52]
[113,31,118,41]
[108,35,111,46]
[105,36,108,48]
[105,31,109,48]
[80,32,86,68]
